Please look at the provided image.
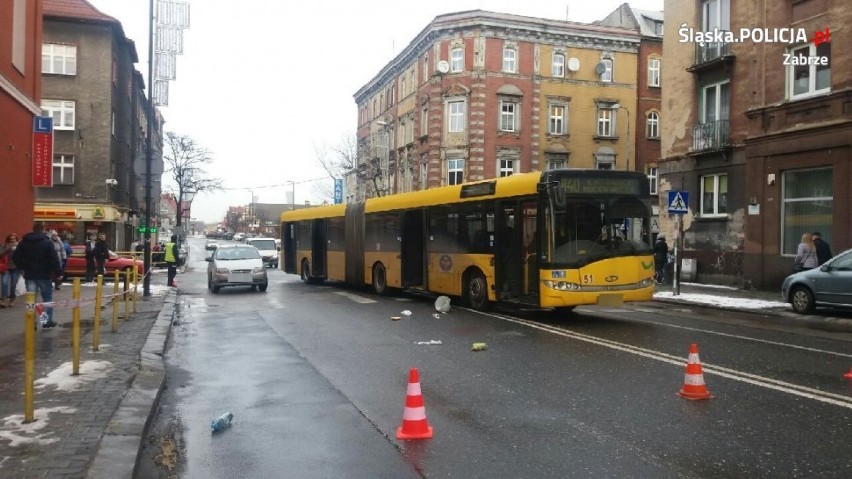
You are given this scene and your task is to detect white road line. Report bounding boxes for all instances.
[334,291,377,304]
[474,310,852,410]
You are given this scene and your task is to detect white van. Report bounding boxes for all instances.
[246,237,279,268]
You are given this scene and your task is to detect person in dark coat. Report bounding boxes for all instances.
[84,233,97,283]
[12,223,62,328]
[653,236,669,284]
[812,232,832,266]
[93,233,110,276]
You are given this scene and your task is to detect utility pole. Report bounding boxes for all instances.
[142,0,154,297]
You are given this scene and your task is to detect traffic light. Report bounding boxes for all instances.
[150,227,158,233]
[137,226,146,233]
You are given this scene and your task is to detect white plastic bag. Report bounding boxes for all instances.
[15,276,26,296]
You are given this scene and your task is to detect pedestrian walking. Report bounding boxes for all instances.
[93,233,110,276]
[12,223,62,328]
[812,232,833,266]
[49,230,66,290]
[84,233,97,283]
[0,233,20,307]
[793,232,818,272]
[653,236,669,284]
[165,235,180,287]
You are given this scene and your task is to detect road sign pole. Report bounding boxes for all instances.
[674,215,681,296]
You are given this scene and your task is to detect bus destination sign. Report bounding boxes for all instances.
[560,178,641,195]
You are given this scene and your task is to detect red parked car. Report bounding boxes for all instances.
[63,245,144,280]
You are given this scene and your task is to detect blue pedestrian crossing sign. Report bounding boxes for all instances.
[668,191,689,214]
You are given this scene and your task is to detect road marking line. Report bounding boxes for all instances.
[474,310,852,410]
[334,291,377,304]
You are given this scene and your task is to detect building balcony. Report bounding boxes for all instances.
[687,39,735,73]
[692,120,730,152]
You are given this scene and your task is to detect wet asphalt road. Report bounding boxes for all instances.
[136,238,852,478]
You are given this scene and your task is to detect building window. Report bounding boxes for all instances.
[648,57,660,87]
[781,168,832,255]
[702,0,730,31]
[499,100,517,132]
[451,47,463,73]
[421,105,428,137]
[647,166,658,195]
[596,106,616,137]
[448,100,466,133]
[600,58,613,82]
[788,42,831,99]
[547,153,568,170]
[41,100,75,130]
[401,77,406,98]
[42,43,77,75]
[111,110,117,137]
[595,148,616,170]
[498,159,515,177]
[552,53,565,78]
[701,173,728,216]
[420,156,428,189]
[646,111,660,139]
[549,104,567,135]
[701,81,730,122]
[52,154,74,185]
[503,47,517,73]
[447,158,465,185]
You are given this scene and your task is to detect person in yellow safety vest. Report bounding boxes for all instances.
[165,235,179,287]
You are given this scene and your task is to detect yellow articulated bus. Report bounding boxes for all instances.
[280,169,655,312]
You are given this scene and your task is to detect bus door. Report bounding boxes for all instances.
[401,210,425,288]
[496,202,522,299]
[311,219,327,278]
[283,223,297,274]
[521,201,538,297]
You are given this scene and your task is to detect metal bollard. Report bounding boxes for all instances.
[123,271,130,320]
[132,258,138,313]
[112,270,120,332]
[93,274,103,351]
[72,278,81,376]
[23,291,36,424]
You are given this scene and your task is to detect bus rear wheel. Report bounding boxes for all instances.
[465,270,491,311]
[372,263,388,295]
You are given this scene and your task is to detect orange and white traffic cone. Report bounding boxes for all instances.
[677,343,714,400]
[396,367,433,440]
[843,367,852,380]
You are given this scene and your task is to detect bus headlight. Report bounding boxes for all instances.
[543,280,581,291]
[639,277,655,288]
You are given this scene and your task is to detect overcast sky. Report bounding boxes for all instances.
[88,0,664,224]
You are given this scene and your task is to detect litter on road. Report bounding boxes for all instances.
[416,340,443,345]
[471,342,487,351]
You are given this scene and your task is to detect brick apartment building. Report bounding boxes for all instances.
[38,0,163,249]
[599,3,664,234]
[661,0,851,289]
[0,0,43,237]
[351,10,641,201]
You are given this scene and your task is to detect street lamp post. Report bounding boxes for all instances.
[612,103,631,171]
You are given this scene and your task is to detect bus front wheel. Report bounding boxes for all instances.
[465,270,491,311]
[372,263,388,295]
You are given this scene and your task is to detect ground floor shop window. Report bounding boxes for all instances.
[782,167,832,255]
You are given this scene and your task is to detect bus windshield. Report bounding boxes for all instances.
[544,193,651,267]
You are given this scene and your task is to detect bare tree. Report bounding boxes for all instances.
[313,133,357,201]
[315,133,357,178]
[162,131,223,230]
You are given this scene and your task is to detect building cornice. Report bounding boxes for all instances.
[0,73,41,115]
[354,10,640,103]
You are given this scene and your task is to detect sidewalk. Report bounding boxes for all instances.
[0,271,175,479]
[652,281,852,333]
[0,275,849,479]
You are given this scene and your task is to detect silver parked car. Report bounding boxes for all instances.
[206,244,268,293]
[782,248,852,313]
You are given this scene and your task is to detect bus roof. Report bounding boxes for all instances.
[280,203,346,222]
[365,171,543,213]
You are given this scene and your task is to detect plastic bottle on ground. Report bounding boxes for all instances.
[211,412,233,433]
